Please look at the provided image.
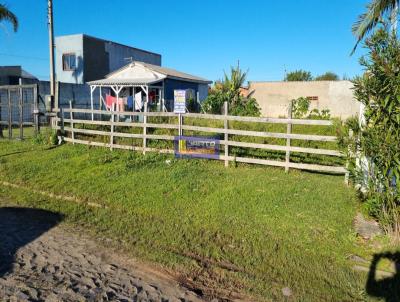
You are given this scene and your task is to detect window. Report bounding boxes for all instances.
[306,96,319,101]
[62,53,76,71]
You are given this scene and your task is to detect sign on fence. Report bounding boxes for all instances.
[173,90,186,114]
[174,136,220,159]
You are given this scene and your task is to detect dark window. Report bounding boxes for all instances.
[307,96,319,101]
[62,53,76,71]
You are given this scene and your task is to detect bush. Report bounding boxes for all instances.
[32,129,58,146]
[350,29,400,236]
[292,97,310,118]
[202,65,261,117]
[202,90,227,114]
[229,97,261,117]
[291,97,331,120]
[284,70,313,81]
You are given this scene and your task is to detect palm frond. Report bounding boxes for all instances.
[351,0,398,54]
[0,4,18,32]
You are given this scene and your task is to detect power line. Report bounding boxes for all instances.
[0,53,48,61]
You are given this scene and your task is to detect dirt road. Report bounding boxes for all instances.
[0,207,204,302]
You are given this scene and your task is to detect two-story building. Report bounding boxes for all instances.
[55,34,162,84]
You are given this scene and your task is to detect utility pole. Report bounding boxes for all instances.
[47,0,56,110]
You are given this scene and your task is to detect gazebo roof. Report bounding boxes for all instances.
[87,61,212,87]
[87,78,162,86]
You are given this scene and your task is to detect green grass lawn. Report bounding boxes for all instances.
[0,139,383,301]
[0,126,38,139]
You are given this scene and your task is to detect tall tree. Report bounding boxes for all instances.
[222,64,248,107]
[284,70,313,81]
[315,72,339,81]
[352,0,399,53]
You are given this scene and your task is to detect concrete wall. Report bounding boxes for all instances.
[55,34,84,84]
[249,80,360,119]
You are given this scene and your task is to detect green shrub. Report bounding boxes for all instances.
[32,129,58,146]
[202,64,261,117]
[292,97,310,118]
[350,29,400,236]
[291,97,331,120]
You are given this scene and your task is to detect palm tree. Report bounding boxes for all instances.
[222,64,248,107]
[0,4,18,32]
[352,0,399,53]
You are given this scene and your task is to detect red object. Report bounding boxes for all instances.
[149,91,156,102]
[106,94,125,111]
[106,94,114,109]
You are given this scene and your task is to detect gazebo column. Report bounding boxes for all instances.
[140,85,149,112]
[90,85,96,120]
[161,82,165,112]
[110,85,123,121]
[99,86,102,110]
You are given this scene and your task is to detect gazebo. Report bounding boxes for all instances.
[87,61,211,120]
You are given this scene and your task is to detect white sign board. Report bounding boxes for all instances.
[174,90,186,114]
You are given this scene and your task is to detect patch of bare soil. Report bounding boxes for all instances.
[0,207,204,302]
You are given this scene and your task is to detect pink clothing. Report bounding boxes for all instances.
[106,95,125,111]
[106,94,114,109]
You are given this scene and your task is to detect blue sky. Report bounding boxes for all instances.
[0,0,368,82]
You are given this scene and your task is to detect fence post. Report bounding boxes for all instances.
[60,107,65,136]
[224,101,229,167]
[69,101,75,145]
[55,81,60,111]
[178,113,182,136]
[143,101,147,154]
[181,113,184,136]
[110,103,115,151]
[7,89,12,139]
[344,130,353,185]
[33,85,39,135]
[285,101,293,173]
[19,86,23,140]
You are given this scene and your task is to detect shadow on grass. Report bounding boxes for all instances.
[0,207,63,277]
[0,150,35,158]
[0,145,61,159]
[366,252,400,302]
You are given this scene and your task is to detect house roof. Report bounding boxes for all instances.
[102,61,212,85]
[138,62,212,84]
[87,78,162,86]
[0,66,38,80]
[21,69,38,80]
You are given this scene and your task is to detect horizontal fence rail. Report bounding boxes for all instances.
[54,104,347,175]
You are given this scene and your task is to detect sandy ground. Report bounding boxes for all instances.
[0,207,205,302]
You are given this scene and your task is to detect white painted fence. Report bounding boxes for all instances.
[53,104,347,176]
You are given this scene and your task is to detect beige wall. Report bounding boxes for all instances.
[249,80,360,119]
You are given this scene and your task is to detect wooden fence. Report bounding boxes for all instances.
[54,103,347,176]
